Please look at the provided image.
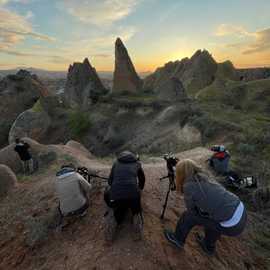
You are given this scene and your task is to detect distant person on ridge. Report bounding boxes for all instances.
[104,151,145,242]
[14,138,34,174]
[164,159,247,255]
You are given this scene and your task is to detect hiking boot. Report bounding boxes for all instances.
[104,209,117,243]
[164,229,184,249]
[195,233,215,256]
[133,214,143,241]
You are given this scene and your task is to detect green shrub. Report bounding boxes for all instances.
[68,110,91,138]
[32,99,43,112]
[237,143,256,155]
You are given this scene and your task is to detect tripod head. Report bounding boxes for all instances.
[160,153,179,191]
[163,153,179,174]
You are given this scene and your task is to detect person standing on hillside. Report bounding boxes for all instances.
[14,138,34,174]
[164,159,247,255]
[104,151,145,242]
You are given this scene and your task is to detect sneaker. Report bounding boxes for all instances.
[79,209,87,217]
[195,233,215,256]
[164,229,184,249]
[133,214,143,241]
[104,209,117,243]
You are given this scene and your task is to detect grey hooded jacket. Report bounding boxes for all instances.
[183,173,241,222]
[55,171,92,216]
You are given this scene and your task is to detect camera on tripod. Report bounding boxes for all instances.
[159,153,179,219]
[163,153,179,175]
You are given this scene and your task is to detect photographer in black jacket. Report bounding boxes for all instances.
[104,151,145,242]
[14,138,34,174]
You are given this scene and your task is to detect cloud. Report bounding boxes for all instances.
[93,54,111,58]
[215,24,255,38]
[0,49,36,56]
[60,25,136,58]
[215,24,270,56]
[0,48,70,63]
[0,0,31,5]
[0,8,54,50]
[25,10,33,19]
[61,0,141,25]
[243,28,270,55]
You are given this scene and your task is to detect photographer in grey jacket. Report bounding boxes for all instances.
[56,165,92,219]
[164,159,247,255]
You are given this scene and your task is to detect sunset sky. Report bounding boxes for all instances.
[0,0,270,72]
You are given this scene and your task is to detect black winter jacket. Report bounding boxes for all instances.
[14,142,32,161]
[108,151,145,200]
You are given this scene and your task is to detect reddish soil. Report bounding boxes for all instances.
[0,147,267,270]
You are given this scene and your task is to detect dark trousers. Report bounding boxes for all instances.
[175,209,247,250]
[109,198,142,224]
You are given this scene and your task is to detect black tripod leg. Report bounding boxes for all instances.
[160,184,171,219]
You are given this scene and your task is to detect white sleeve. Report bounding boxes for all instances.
[77,173,92,193]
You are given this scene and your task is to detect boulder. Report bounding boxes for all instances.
[0,70,49,147]
[0,138,53,173]
[0,144,23,173]
[0,165,17,199]
[65,140,93,159]
[113,38,142,94]
[65,58,107,108]
[9,109,51,144]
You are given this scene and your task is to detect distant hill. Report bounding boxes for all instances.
[0,68,151,80]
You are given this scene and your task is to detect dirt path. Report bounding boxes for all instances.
[0,147,265,270]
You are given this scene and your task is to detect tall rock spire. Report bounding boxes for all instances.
[65,58,107,108]
[113,37,142,94]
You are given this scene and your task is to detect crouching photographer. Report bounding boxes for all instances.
[164,159,247,255]
[209,145,230,175]
[104,151,145,242]
[55,164,92,228]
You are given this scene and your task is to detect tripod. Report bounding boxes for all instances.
[160,172,176,219]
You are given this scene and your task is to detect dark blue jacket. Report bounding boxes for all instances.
[108,151,145,200]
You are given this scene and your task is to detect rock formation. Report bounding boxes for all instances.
[215,60,239,81]
[143,50,218,95]
[155,77,187,101]
[0,70,49,147]
[113,38,142,94]
[8,109,51,144]
[178,50,217,91]
[0,164,17,199]
[64,58,107,108]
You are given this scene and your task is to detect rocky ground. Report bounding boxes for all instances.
[0,145,267,270]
